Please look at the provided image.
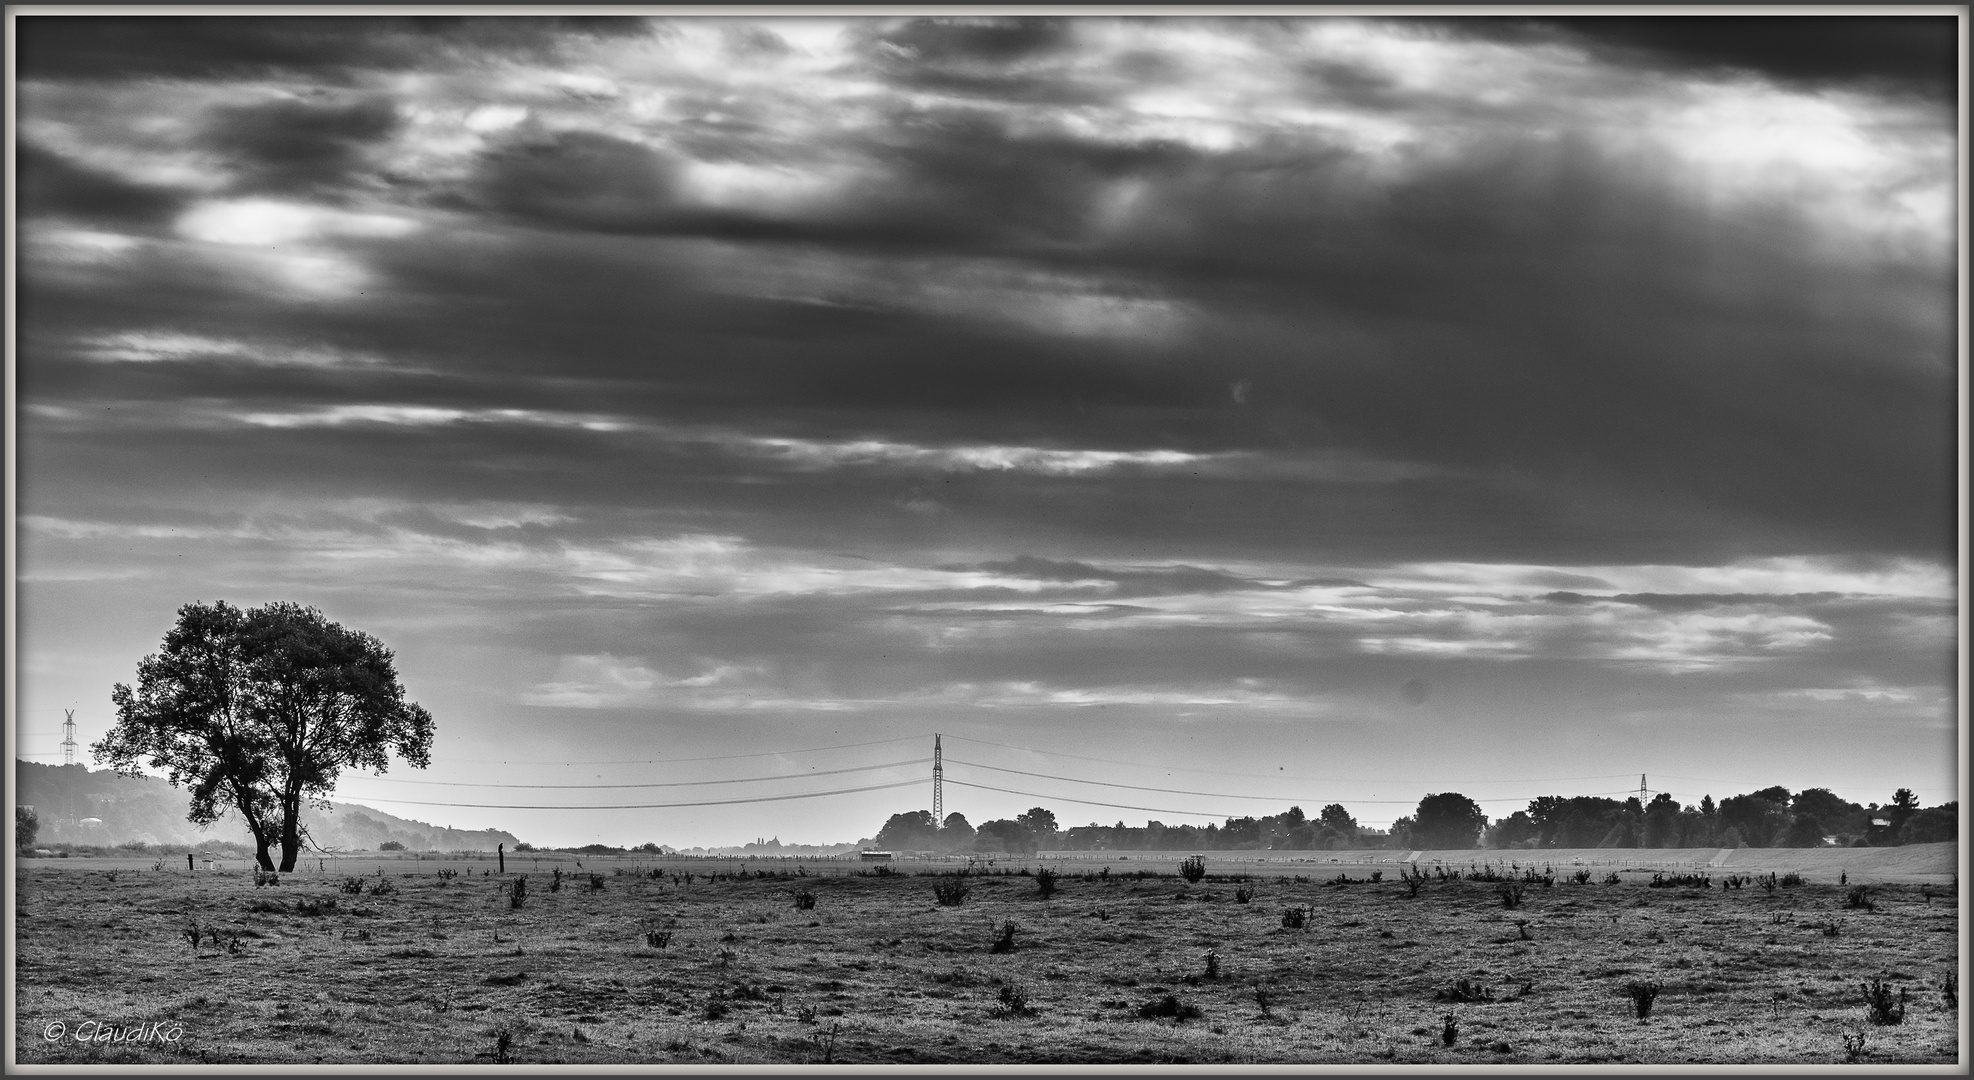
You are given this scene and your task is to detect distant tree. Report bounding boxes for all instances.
[1889,788,1922,838]
[1412,793,1487,850]
[1318,804,1358,836]
[1902,804,1957,845]
[94,601,435,872]
[1718,790,1791,848]
[16,806,38,850]
[874,810,939,851]
[1387,815,1414,849]
[939,812,976,848]
[973,818,1037,855]
[1281,805,1307,828]
[1016,807,1058,840]
[378,840,406,852]
[1485,811,1537,848]
[1641,794,1682,847]
[1792,788,1866,837]
[1780,814,1829,847]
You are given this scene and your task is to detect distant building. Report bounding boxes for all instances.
[859,850,894,862]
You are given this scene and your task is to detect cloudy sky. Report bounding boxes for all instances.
[12,13,1962,847]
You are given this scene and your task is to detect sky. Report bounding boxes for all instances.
[9,12,1964,848]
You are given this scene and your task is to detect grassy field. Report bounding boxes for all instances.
[12,847,1962,1066]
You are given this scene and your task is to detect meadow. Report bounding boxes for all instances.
[12,845,1961,1066]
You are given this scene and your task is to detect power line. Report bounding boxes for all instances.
[949,757,1320,803]
[330,778,924,812]
[344,758,930,789]
[437,735,924,766]
[941,734,1636,787]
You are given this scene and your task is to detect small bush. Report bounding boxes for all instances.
[294,897,338,917]
[1862,977,1907,1025]
[252,870,280,887]
[1570,869,1592,885]
[793,889,817,910]
[1203,950,1220,980]
[1401,865,1427,898]
[990,983,1036,1018]
[1842,1030,1867,1063]
[491,1029,514,1065]
[1626,981,1661,1020]
[1179,855,1207,884]
[933,879,972,907]
[436,869,457,880]
[368,878,397,896]
[644,928,673,949]
[1233,884,1254,904]
[1436,978,1493,1004]
[586,873,606,893]
[1035,868,1058,899]
[1604,872,1621,886]
[1498,882,1525,909]
[509,875,528,910]
[549,867,564,893]
[1780,872,1804,888]
[1138,995,1203,1021]
[1758,873,1778,894]
[989,920,1019,954]
[338,877,365,895]
[1254,986,1273,1017]
[1369,870,1382,883]
[1846,885,1875,911]
[1942,972,1957,1009]
[1281,905,1309,930]
[1440,1013,1459,1047]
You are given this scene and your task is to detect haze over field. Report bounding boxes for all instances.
[11,14,1962,848]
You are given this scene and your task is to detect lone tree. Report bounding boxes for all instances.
[1411,792,1488,850]
[94,601,434,871]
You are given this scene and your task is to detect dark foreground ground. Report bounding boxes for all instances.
[12,848,1962,1066]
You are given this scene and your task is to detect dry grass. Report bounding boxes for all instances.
[11,851,1960,1065]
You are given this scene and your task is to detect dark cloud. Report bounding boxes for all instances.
[15,15,654,83]
[1417,15,1960,100]
[15,142,188,227]
[198,95,400,195]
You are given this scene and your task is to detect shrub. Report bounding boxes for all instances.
[1842,1030,1867,1062]
[933,879,972,907]
[509,875,528,910]
[1942,972,1958,1009]
[1281,905,1309,930]
[252,870,280,887]
[1401,865,1427,898]
[1862,977,1907,1025]
[1846,885,1875,911]
[1570,869,1592,885]
[1179,855,1207,884]
[1604,872,1621,886]
[1648,872,1710,889]
[1234,884,1254,904]
[793,889,817,910]
[436,869,457,880]
[1625,981,1661,1020]
[1780,872,1804,888]
[1498,882,1525,909]
[1203,950,1220,980]
[1254,986,1273,1017]
[181,918,204,951]
[644,928,673,949]
[1138,995,1203,1021]
[380,841,406,851]
[1035,868,1058,899]
[990,983,1036,1018]
[989,920,1019,954]
[1436,979,1493,1004]
[368,878,397,896]
[1370,870,1383,883]
[491,1029,514,1065]
[338,877,366,895]
[294,897,338,917]
[549,867,564,893]
[586,873,606,893]
[1440,1013,1459,1047]
[1758,873,1778,894]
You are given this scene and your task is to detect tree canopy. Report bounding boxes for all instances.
[1411,792,1488,849]
[94,601,434,871]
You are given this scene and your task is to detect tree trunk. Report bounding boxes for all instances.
[278,796,302,872]
[252,832,276,872]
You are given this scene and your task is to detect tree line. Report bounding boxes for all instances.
[868,786,1956,854]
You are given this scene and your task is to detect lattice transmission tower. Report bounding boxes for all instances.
[932,734,944,822]
[61,709,77,767]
